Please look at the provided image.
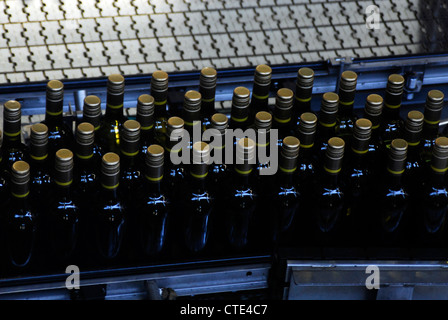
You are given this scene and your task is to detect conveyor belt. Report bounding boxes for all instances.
[0,0,446,84]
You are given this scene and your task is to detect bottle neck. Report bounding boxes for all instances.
[383,105,401,121]
[145,176,163,194]
[101,185,120,199]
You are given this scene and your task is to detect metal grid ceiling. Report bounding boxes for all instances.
[0,0,446,84]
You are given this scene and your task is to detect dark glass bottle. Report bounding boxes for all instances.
[151,70,170,139]
[375,139,410,246]
[342,118,374,245]
[2,100,27,171]
[136,94,156,157]
[423,90,444,163]
[403,110,425,198]
[416,137,448,246]
[272,88,295,145]
[163,116,187,202]
[182,141,215,254]
[254,111,273,179]
[293,67,315,120]
[3,161,36,270]
[182,90,202,149]
[97,74,126,154]
[379,74,405,151]
[199,67,218,131]
[206,113,231,246]
[315,92,339,162]
[312,137,345,245]
[28,123,52,200]
[137,144,171,258]
[82,95,103,157]
[336,70,358,145]
[229,86,251,130]
[74,122,100,197]
[120,119,143,196]
[296,112,318,194]
[270,136,301,247]
[225,138,258,251]
[42,80,75,157]
[95,152,127,261]
[249,64,272,118]
[363,93,383,169]
[47,149,80,264]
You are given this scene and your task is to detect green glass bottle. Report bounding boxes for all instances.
[312,137,345,243]
[136,94,156,157]
[375,139,410,246]
[182,141,215,254]
[293,67,315,120]
[82,95,104,157]
[2,100,27,171]
[422,90,444,163]
[47,149,80,263]
[336,70,358,145]
[151,70,169,138]
[363,93,383,169]
[137,144,171,257]
[271,136,301,246]
[3,161,36,270]
[343,118,373,244]
[42,80,75,157]
[272,88,294,145]
[97,74,126,154]
[182,90,202,149]
[95,152,126,261]
[315,92,339,162]
[225,138,258,250]
[249,64,272,117]
[416,137,448,246]
[199,67,218,131]
[379,74,405,151]
[229,86,251,130]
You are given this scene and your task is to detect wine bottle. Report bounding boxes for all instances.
[42,80,75,157]
[151,70,169,138]
[423,90,444,163]
[225,138,258,250]
[296,112,318,193]
[403,110,424,196]
[315,92,339,161]
[363,93,383,168]
[293,67,315,119]
[229,86,251,130]
[249,64,272,117]
[182,141,214,254]
[95,152,126,261]
[47,149,80,263]
[379,74,405,150]
[136,94,156,156]
[3,161,36,270]
[182,90,202,148]
[28,123,52,200]
[416,137,448,246]
[376,138,410,246]
[163,116,186,201]
[97,74,126,154]
[74,122,100,197]
[343,118,373,244]
[137,144,171,257]
[199,67,218,130]
[312,137,345,243]
[120,119,143,199]
[82,95,104,157]
[336,70,358,144]
[270,136,301,246]
[2,100,27,171]
[272,88,294,145]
